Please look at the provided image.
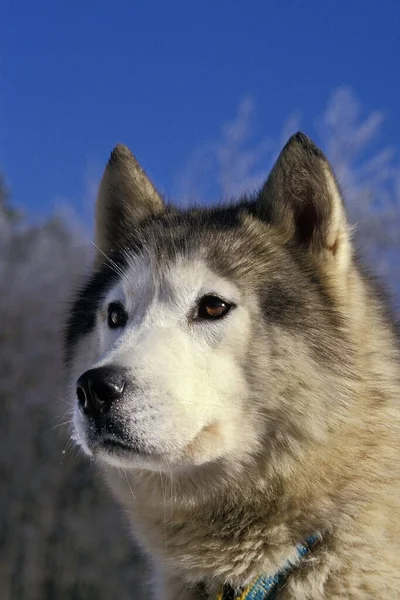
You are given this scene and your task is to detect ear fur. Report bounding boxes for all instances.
[95,144,164,254]
[257,132,351,272]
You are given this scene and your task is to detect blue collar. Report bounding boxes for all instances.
[216,534,321,600]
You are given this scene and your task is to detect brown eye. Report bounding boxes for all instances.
[197,295,233,320]
[107,302,128,329]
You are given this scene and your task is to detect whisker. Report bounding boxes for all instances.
[46,392,75,408]
[44,410,72,427]
[90,240,126,277]
[123,469,136,501]
[44,420,73,433]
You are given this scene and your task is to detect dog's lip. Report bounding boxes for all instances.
[96,435,149,456]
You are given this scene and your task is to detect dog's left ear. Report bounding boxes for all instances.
[256,132,351,272]
[95,144,164,254]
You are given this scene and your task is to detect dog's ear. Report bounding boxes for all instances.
[95,144,164,254]
[257,132,351,272]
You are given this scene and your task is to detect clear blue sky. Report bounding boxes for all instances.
[2,0,400,224]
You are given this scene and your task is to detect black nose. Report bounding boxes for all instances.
[76,366,126,416]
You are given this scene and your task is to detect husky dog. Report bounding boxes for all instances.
[65,133,400,599]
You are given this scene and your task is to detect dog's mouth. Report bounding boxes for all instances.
[95,435,149,457]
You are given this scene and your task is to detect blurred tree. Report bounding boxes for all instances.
[0,185,149,600]
[0,173,22,224]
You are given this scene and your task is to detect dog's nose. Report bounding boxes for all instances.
[76,366,126,416]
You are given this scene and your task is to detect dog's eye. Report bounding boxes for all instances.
[107,302,128,329]
[197,295,232,320]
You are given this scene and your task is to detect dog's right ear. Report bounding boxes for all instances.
[95,145,164,254]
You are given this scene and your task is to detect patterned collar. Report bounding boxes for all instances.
[215,535,321,600]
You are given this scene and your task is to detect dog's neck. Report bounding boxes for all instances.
[103,450,343,587]
[215,534,321,600]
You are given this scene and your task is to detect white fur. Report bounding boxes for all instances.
[71,255,258,471]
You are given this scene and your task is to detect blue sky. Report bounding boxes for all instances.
[2,1,400,225]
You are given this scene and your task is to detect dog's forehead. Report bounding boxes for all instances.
[119,208,281,286]
[120,253,241,304]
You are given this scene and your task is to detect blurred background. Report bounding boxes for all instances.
[1,2,399,599]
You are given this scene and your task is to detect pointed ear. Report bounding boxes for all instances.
[257,132,352,272]
[95,144,164,254]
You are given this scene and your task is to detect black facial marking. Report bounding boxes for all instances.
[64,254,128,363]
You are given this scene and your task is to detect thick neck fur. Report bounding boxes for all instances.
[102,267,400,594]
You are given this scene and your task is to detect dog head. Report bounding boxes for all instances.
[65,134,354,472]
